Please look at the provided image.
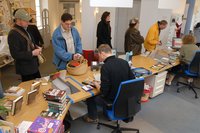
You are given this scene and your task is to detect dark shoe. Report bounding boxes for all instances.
[83,116,99,124]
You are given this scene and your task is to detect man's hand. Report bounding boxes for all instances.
[32,48,42,56]
[93,81,101,90]
[157,41,162,46]
[73,53,82,60]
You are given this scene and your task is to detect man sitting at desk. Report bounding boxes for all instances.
[83,44,135,123]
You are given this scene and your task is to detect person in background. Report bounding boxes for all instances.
[193,22,200,47]
[52,13,82,70]
[124,18,144,55]
[144,20,168,53]
[8,9,42,81]
[13,9,44,47]
[83,44,135,123]
[176,15,183,38]
[166,18,177,47]
[96,11,112,48]
[27,18,44,47]
[165,34,199,85]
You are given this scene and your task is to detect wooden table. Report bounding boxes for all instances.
[132,55,180,75]
[6,50,179,125]
[6,68,100,126]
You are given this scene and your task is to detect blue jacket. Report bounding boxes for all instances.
[52,25,82,70]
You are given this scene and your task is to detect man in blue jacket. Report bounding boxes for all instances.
[52,13,82,70]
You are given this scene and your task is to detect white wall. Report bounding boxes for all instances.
[172,0,186,15]
[47,0,60,36]
[41,0,48,9]
[81,0,96,50]
[81,0,117,50]
[139,0,172,51]
[115,0,141,52]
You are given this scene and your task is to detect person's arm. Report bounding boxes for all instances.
[146,28,159,45]
[100,66,111,97]
[8,32,33,60]
[130,30,144,45]
[179,47,185,61]
[52,32,73,62]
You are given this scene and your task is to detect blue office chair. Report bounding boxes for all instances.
[97,78,144,133]
[177,50,200,99]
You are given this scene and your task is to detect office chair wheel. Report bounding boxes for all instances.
[111,130,122,133]
[177,89,180,93]
[97,124,100,129]
[195,95,198,99]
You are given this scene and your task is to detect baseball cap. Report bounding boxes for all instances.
[14,9,32,22]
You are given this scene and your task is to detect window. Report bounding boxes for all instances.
[35,0,42,28]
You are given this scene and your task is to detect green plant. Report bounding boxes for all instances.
[0,98,10,120]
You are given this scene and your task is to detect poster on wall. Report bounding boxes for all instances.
[90,0,133,8]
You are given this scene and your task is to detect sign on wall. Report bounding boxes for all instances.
[90,0,133,8]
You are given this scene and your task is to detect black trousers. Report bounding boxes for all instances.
[21,71,41,82]
[86,95,108,120]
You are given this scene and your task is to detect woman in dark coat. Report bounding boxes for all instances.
[96,11,112,48]
[124,18,144,56]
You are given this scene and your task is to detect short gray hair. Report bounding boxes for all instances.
[98,44,112,53]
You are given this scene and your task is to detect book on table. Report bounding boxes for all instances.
[4,86,25,96]
[82,85,94,91]
[0,120,15,133]
[27,89,38,105]
[43,88,67,102]
[27,116,64,133]
[40,110,60,119]
[11,96,23,116]
[30,81,41,92]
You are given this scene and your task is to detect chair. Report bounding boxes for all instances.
[97,78,144,133]
[83,50,94,66]
[177,50,200,99]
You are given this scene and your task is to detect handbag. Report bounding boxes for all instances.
[12,28,45,64]
[37,53,46,64]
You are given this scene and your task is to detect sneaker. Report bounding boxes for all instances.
[187,78,193,83]
[165,81,171,86]
[83,116,99,124]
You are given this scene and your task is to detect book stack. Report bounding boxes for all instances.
[27,116,64,133]
[44,88,67,114]
[4,86,25,96]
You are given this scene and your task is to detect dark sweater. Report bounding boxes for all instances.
[96,20,112,48]
[27,25,44,47]
[100,56,135,102]
[124,27,144,55]
[7,24,39,75]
